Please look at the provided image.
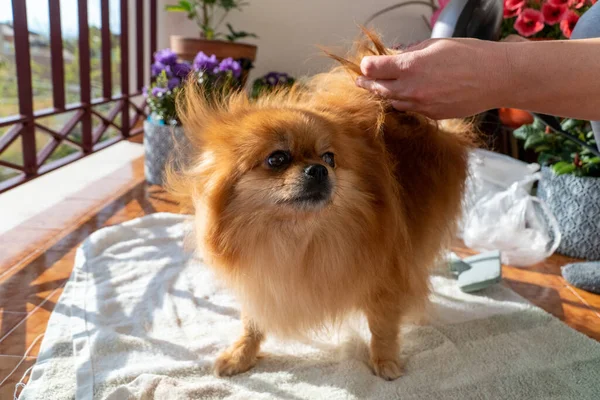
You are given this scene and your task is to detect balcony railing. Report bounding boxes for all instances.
[0,0,158,193]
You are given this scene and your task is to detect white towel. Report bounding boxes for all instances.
[19,213,600,399]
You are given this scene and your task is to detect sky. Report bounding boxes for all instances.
[0,0,122,37]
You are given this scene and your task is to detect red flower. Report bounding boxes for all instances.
[514,9,545,37]
[569,0,586,8]
[504,0,526,18]
[549,0,569,5]
[542,3,567,25]
[560,10,580,38]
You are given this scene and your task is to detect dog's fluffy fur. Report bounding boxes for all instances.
[167,30,473,380]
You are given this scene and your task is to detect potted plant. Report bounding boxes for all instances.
[513,117,600,260]
[499,0,596,127]
[250,72,295,99]
[165,0,257,85]
[144,48,242,185]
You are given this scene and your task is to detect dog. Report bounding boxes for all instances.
[167,29,473,380]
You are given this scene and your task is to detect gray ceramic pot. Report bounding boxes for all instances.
[143,121,188,186]
[537,166,600,260]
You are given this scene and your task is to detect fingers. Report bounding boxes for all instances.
[355,76,407,100]
[360,55,408,80]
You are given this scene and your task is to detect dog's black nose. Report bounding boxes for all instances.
[304,164,328,183]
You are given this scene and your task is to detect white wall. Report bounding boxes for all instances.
[157,0,433,83]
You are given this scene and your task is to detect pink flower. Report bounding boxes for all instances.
[560,10,580,38]
[569,0,586,8]
[549,0,569,5]
[514,9,545,37]
[430,0,451,27]
[504,0,526,18]
[542,3,567,25]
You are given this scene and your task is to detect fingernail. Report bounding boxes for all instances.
[355,76,366,87]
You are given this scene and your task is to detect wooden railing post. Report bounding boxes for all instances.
[78,0,92,153]
[11,0,36,176]
[120,0,130,137]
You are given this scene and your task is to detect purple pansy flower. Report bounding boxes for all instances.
[172,62,192,79]
[151,62,165,77]
[142,86,149,96]
[167,77,180,90]
[263,72,289,86]
[154,49,178,66]
[193,52,219,71]
[218,57,242,79]
[264,72,279,86]
[151,87,167,97]
[151,62,174,78]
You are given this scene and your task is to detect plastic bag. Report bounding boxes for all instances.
[457,149,540,237]
[462,174,561,267]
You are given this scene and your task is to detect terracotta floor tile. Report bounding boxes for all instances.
[0,287,62,356]
[0,250,73,311]
[502,266,566,290]
[0,355,37,399]
[0,312,27,340]
[566,284,600,311]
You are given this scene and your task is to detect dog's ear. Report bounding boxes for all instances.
[176,80,250,149]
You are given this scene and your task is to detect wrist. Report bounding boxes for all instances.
[484,41,517,110]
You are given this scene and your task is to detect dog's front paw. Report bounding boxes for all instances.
[214,347,258,377]
[371,358,404,381]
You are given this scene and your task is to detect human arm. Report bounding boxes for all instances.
[356,38,600,120]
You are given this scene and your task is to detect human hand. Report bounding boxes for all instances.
[355,38,508,120]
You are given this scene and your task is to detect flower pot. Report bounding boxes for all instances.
[170,36,257,85]
[498,108,534,128]
[143,120,188,186]
[537,166,600,260]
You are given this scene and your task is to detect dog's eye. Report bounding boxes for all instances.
[322,152,335,168]
[266,151,291,168]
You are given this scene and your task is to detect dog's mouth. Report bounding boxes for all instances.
[281,186,332,209]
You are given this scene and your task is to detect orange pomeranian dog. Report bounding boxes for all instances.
[167,30,473,381]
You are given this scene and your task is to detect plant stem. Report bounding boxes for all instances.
[214,10,230,32]
[202,1,209,37]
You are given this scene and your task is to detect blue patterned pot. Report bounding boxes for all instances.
[143,120,188,186]
[537,167,600,260]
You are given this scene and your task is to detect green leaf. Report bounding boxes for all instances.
[538,153,557,166]
[589,157,600,165]
[225,23,258,42]
[560,118,586,131]
[165,5,189,12]
[165,0,193,12]
[532,118,546,130]
[219,0,237,10]
[552,162,576,175]
[560,118,579,131]
[534,145,551,153]
[524,132,546,150]
[513,124,537,141]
